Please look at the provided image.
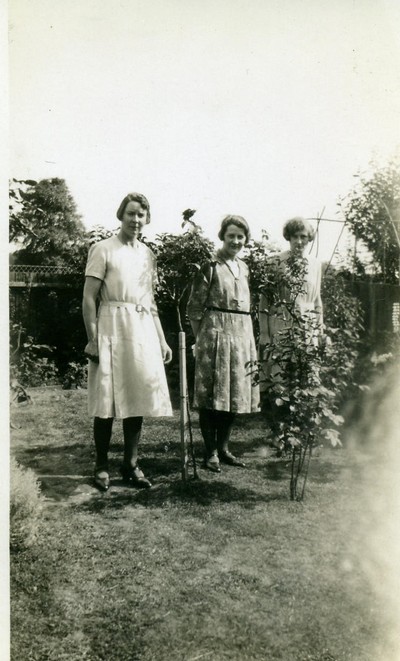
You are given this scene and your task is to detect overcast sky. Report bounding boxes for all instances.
[9,0,400,260]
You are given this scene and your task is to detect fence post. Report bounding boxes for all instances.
[179,331,189,482]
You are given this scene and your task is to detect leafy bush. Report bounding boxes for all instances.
[144,219,214,397]
[10,457,43,552]
[88,224,116,245]
[320,269,364,416]
[344,332,400,429]
[242,235,280,305]
[149,223,214,331]
[62,361,88,389]
[10,323,59,387]
[340,156,400,283]
[250,257,366,500]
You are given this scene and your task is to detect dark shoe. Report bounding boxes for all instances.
[272,440,285,458]
[120,464,152,489]
[219,450,246,467]
[94,468,110,492]
[203,455,221,473]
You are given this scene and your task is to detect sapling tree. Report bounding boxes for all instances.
[149,212,214,332]
[252,255,346,500]
[144,212,214,480]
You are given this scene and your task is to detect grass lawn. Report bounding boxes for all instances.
[10,387,400,661]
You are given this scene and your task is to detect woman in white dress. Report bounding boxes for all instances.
[258,217,324,368]
[82,193,172,491]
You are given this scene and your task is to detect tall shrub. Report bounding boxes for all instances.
[250,258,364,500]
[146,218,214,396]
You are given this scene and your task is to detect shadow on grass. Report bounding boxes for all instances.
[13,437,344,504]
[255,456,344,484]
[12,442,185,501]
[74,475,287,514]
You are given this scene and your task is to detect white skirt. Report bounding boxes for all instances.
[88,302,173,418]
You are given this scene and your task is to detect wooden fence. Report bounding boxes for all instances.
[9,265,82,288]
[9,265,400,338]
[348,281,400,337]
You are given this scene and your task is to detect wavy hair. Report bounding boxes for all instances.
[218,215,251,243]
[116,193,151,224]
[282,217,315,242]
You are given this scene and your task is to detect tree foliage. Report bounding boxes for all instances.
[10,178,87,268]
[241,232,280,319]
[148,217,214,331]
[246,257,365,500]
[341,157,400,283]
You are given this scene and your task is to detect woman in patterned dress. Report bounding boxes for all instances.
[187,216,260,473]
[82,193,172,491]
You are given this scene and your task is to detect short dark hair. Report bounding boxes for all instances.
[218,215,251,243]
[282,217,315,242]
[116,193,151,223]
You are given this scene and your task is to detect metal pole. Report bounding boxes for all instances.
[179,331,189,482]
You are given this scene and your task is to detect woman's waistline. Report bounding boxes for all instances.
[99,301,149,313]
[206,306,251,316]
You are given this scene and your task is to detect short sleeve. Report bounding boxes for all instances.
[147,247,158,289]
[147,247,159,315]
[85,242,107,280]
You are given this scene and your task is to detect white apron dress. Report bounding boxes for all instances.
[258,251,323,389]
[85,236,172,419]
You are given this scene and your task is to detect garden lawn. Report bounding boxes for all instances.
[10,388,400,661]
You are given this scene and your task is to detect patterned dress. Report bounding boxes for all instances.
[187,251,260,413]
[85,236,172,419]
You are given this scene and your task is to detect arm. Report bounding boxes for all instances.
[149,250,172,363]
[82,276,102,361]
[152,310,172,364]
[315,291,323,330]
[258,291,271,346]
[314,262,324,333]
[190,319,201,339]
[187,263,214,340]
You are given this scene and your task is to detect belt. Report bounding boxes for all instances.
[206,306,251,316]
[100,301,148,313]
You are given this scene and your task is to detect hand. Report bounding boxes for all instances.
[84,339,99,363]
[192,344,196,358]
[161,342,172,364]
